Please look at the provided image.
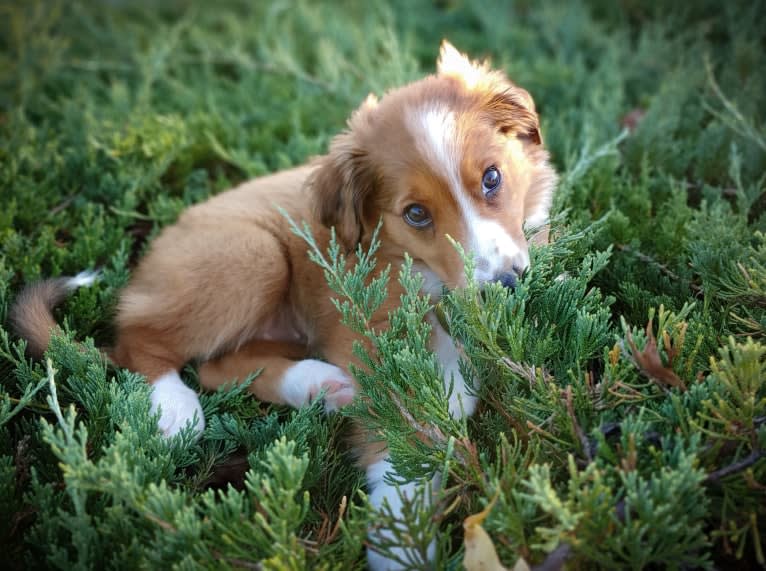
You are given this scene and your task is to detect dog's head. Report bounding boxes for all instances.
[311,41,558,294]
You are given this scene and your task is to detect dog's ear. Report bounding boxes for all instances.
[311,96,378,250]
[485,87,543,145]
[436,40,490,89]
[437,40,543,145]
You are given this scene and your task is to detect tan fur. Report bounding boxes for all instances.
[11,42,558,472]
[8,278,72,359]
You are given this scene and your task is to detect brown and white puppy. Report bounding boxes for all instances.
[10,42,557,570]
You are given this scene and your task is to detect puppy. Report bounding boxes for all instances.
[11,42,557,569]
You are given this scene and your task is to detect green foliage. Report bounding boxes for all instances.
[2,0,766,569]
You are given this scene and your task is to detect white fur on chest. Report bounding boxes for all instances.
[428,312,477,418]
[364,314,473,570]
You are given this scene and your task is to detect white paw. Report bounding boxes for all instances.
[366,459,437,570]
[367,542,436,571]
[279,359,356,413]
[149,371,205,438]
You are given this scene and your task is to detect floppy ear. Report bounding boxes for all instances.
[437,40,543,145]
[311,96,378,250]
[485,87,543,145]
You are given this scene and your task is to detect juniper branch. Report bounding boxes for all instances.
[704,57,766,153]
[561,129,629,190]
[617,244,703,294]
[705,450,766,484]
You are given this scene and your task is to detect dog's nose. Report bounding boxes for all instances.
[495,271,518,290]
[494,265,526,290]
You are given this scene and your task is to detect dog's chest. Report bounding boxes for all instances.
[428,313,477,418]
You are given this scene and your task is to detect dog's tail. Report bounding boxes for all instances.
[8,271,100,359]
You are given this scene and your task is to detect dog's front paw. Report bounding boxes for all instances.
[150,372,205,438]
[314,377,356,412]
[280,359,356,412]
[366,459,438,570]
[367,541,436,571]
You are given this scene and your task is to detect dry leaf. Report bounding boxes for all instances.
[621,108,646,132]
[463,494,508,571]
[626,319,686,391]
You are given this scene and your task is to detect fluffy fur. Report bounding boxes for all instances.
[11,42,557,570]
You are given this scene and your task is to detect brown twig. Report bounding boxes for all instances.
[564,386,592,463]
[143,511,177,532]
[212,551,263,570]
[500,357,552,385]
[525,420,558,442]
[390,393,448,447]
[389,393,473,466]
[6,397,51,413]
[607,380,653,403]
[324,495,348,545]
[48,193,80,216]
[532,543,572,571]
[486,390,529,444]
[705,450,766,484]
[617,244,703,294]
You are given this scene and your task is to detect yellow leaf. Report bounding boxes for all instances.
[463,494,508,571]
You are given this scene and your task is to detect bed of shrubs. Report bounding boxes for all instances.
[1,1,764,568]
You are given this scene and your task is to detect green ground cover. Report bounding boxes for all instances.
[1,0,765,568]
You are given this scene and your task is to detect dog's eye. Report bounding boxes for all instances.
[482,166,502,198]
[403,204,432,228]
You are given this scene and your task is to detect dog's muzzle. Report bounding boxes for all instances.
[491,264,526,290]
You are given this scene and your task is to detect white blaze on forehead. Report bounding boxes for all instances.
[407,105,529,283]
[409,106,462,191]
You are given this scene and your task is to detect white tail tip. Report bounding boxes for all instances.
[66,270,101,290]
